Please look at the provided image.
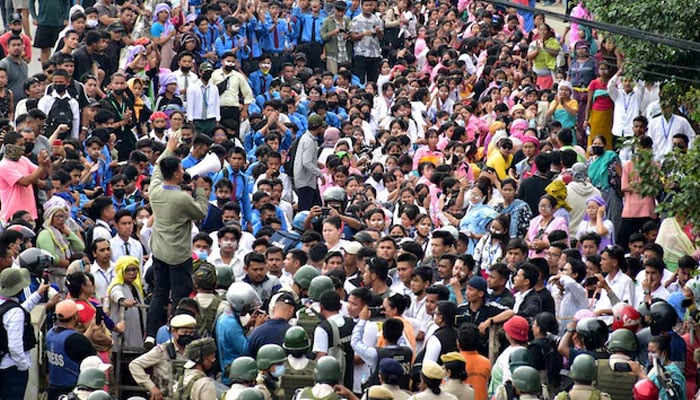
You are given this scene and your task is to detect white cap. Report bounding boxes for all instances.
[80,355,111,372]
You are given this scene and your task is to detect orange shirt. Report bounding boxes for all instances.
[461,350,491,400]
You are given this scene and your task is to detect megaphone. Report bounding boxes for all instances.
[186,152,222,177]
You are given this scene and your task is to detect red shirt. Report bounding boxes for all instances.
[0,32,32,62]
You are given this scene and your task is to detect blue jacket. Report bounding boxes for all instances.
[262,14,289,53]
[248,69,274,98]
[216,312,248,386]
[211,166,253,227]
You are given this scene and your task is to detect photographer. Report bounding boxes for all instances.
[321,1,353,75]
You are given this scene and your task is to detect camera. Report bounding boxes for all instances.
[613,362,632,372]
[368,306,384,319]
[321,207,331,217]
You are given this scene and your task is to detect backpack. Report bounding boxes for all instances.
[284,136,302,180]
[327,318,347,385]
[47,97,74,139]
[270,230,301,253]
[195,296,223,337]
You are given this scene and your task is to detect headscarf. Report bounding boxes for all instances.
[322,127,340,148]
[128,77,146,120]
[545,180,572,211]
[42,198,72,260]
[153,3,175,36]
[558,80,573,93]
[510,118,529,139]
[685,277,700,308]
[571,162,588,183]
[582,195,606,221]
[125,45,147,66]
[521,134,540,149]
[158,72,178,95]
[107,256,144,296]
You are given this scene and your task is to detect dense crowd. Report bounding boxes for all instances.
[0,0,698,400]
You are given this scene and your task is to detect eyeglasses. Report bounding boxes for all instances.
[538,204,552,210]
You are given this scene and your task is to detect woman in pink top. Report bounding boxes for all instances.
[413,129,444,170]
[525,195,569,259]
[617,136,657,249]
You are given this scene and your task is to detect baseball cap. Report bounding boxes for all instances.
[294,52,307,61]
[308,114,327,129]
[56,300,78,320]
[503,315,530,342]
[199,62,214,72]
[467,276,487,293]
[9,13,21,23]
[379,358,403,376]
[108,21,125,32]
[275,291,297,307]
[80,355,112,372]
[421,361,445,380]
[342,241,363,255]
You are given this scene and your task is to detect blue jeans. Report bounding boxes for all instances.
[0,366,29,400]
[146,257,194,337]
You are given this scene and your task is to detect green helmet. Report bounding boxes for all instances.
[216,265,235,287]
[569,354,597,382]
[77,367,107,389]
[508,347,534,373]
[229,356,259,382]
[235,388,266,400]
[283,326,310,351]
[257,344,287,370]
[308,275,334,301]
[185,337,217,364]
[193,263,217,290]
[86,390,112,400]
[607,328,639,354]
[314,356,342,384]
[511,366,541,394]
[293,266,320,290]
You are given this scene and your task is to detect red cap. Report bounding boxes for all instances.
[503,315,529,342]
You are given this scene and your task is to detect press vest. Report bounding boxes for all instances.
[46,327,81,387]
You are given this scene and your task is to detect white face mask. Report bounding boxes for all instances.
[86,19,98,28]
[139,218,149,226]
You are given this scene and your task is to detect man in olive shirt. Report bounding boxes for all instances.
[145,131,209,347]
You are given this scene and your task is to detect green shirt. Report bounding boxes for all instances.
[30,0,70,27]
[149,149,209,265]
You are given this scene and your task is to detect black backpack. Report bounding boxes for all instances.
[47,97,74,139]
[284,136,301,180]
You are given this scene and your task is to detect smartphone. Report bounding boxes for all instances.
[95,310,104,325]
[42,271,50,285]
[613,362,632,372]
[321,207,331,217]
[53,140,63,146]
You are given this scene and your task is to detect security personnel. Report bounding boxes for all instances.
[85,391,112,400]
[556,354,612,400]
[216,281,263,386]
[129,314,197,400]
[280,327,316,400]
[235,389,267,400]
[293,356,343,400]
[296,275,334,340]
[440,352,474,400]
[492,348,535,400]
[365,386,395,400]
[365,359,411,400]
[46,300,97,400]
[409,361,457,400]
[64,368,107,400]
[256,344,287,400]
[216,264,235,295]
[192,263,226,337]
[596,328,639,400]
[291,265,321,302]
[225,356,259,400]
[175,337,218,400]
[511,366,542,400]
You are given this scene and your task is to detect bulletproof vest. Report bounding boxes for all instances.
[281,359,316,400]
[46,327,81,387]
[297,307,320,346]
[365,346,413,390]
[433,326,459,355]
[195,295,223,337]
[555,388,602,400]
[295,386,341,400]
[320,317,356,389]
[165,342,187,398]
[174,369,207,400]
[0,300,36,358]
[595,360,637,400]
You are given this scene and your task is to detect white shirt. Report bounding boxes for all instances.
[91,220,113,243]
[0,298,32,370]
[649,114,696,161]
[312,313,347,354]
[206,248,246,279]
[186,80,220,121]
[92,261,116,304]
[174,69,200,104]
[110,235,144,269]
[349,319,379,393]
[635,283,671,308]
[513,288,533,314]
[595,269,636,323]
[608,77,642,137]
[37,91,81,139]
[549,274,588,334]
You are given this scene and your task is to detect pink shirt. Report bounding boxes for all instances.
[0,156,38,221]
[621,160,657,219]
[526,216,569,259]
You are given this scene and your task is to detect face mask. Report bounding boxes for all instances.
[182,137,193,145]
[221,240,238,251]
[428,59,438,67]
[176,334,195,348]
[113,188,126,199]
[113,88,125,96]
[260,63,272,74]
[86,19,98,28]
[217,196,229,204]
[54,84,67,94]
[139,218,149,226]
[328,102,338,109]
[24,142,34,154]
[154,126,166,134]
[648,351,659,366]
[4,144,24,161]
[591,146,604,156]
[372,172,383,182]
[11,29,21,35]
[194,250,209,261]
[181,66,192,73]
[362,112,371,120]
[471,195,482,204]
[202,71,213,81]
[224,62,236,72]
[290,349,306,358]
[682,298,693,308]
[490,228,503,236]
[270,364,285,378]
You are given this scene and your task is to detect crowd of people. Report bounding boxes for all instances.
[0,0,699,399]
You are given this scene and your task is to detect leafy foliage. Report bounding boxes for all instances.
[586,0,700,83]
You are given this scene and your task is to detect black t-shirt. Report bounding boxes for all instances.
[518,174,552,217]
[536,287,556,314]
[72,46,95,84]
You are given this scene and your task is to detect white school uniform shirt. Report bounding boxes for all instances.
[649,113,696,161]
[186,80,221,121]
